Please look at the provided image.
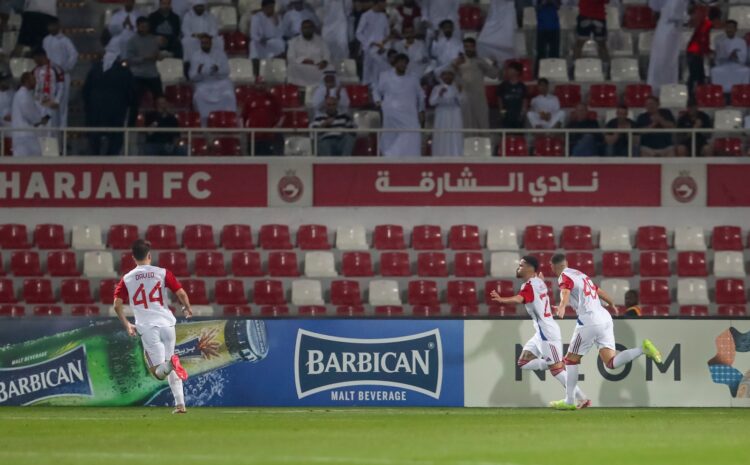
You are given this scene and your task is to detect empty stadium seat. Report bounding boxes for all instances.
[305,251,338,277]
[636,226,668,250]
[269,84,301,109]
[352,111,381,130]
[345,84,371,108]
[331,280,362,306]
[165,84,193,108]
[677,252,707,277]
[260,305,290,317]
[336,226,368,251]
[34,224,66,249]
[71,305,100,317]
[449,225,481,250]
[268,252,300,277]
[716,279,747,304]
[600,279,631,305]
[157,58,184,85]
[292,280,324,306]
[624,84,652,107]
[417,252,448,277]
[501,135,529,157]
[601,252,632,278]
[183,224,217,250]
[259,224,293,249]
[0,279,16,303]
[47,251,79,277]
[524,225,555,250]
[624,5,656,29]
[718,305,748,316]
[463,137,492,158]
[533,136,564,156]
[640,279,670,305]
[120,253,136,275]
[228,57,254,83]
[731,84,750,107]
[0,304,23,316]
[337,59,359,83]
[339,305,367,316]
[181,279,209,305]
[574,58,604,82]
[99,279,116,305]
[640,305,670,317]
[158,251,189,277]
[713,138,743,157]
[215,279,248,305]
[283,136,312,156]
[33,305,62,317]
[146,224,179,249]
[9,57,33,79]
[195,251,227,277]
[539,58,568,81]
[486,226,518,250]
[674,227,706,251]
[297,225,330,250]
[258,58,287,83]
[71,225,104,250]
[560,225,594,250]
[588,84,617,108]
[714,109,743,130]
[23,279,55,304]
[339,252,372,277]
[447,280,478,306]
[0,224,30,248]
[639,251,670,277]
[530,252,554,277]
[373,225,407,250]
[729,5,750,29]
[567,252,595,276]
[610,58,640,82]
[176,111,201,128]
[11,251,42,276]
[61,279,93,304]
[677,279,709,305]
[660,84,688,108]
[222,224,254,249]
[599,226,631,251]
[455,252,486,277]
[490,252,520,278]
[459,4,483,30]
[413,225,444,250]
[554,84,582,108]
[369,280,401,306]
[713,252,746,278]
[380,252,411,276]
[253,280,285,305]
[679,305,709,317]
[408,280,439,306]
[695,84,724,108]
[231,251,263,277]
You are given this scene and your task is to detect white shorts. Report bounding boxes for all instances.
[137,325,176,368]
[568,320,616,356]
[522,334,564,365]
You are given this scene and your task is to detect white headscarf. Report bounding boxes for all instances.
[103,35,122,72]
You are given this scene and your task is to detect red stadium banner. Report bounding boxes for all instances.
[0,164,267,207]
[313,163,661,206]
[707,165,750,207]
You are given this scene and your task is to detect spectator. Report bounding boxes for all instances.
[189,34,237,127]
[143,95,184,156]
[311,96,356,156]
[574,0,608,63]
[429,68,463,157]
[646,0,684,95]
[394,0,422,35]
[676,99,711,157]
[42,18,77,129]
[356,0,391,85]
[287,19,330,87]
[126,17,163,126]
[152,0,190,18]
[11,72,49,156]
[497,61,527,129]
[373,53,425,158]
[536,0,560,62]
[567,103,601,156]
[249,0,286,63]
[108,0,141,58]
[182,0,221,62]
[604,105,635,156]
[527,78,564,129]
[393,24,428,77]
[477,0,517,65]
[623,290,641,318]
[148,0,183,58]
[686,5,718,96]
[636,96,676,157]
[31,48,64,132]
[430,19,463,71]
[311,70,351,116]
[321,0,352,65]
[16,0,57,54]
[0,77,14,128]
[281,0,320,40]
[420,0,460,34]
[453,37,498,132]
[711,20,750,94]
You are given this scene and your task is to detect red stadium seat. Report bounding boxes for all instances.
[712,226,743,251]
[176,111,201,128]
[345,84,371,108]
[677,252,707,277]
[679,305,709,317]
[341,252,374,277]
[505,58,533,82]
[451,304,480,317]
[33,305,62,316]
[639,279,670,305]
[484,280,515,304]
[231,251,263,276]
[47,251,80,277]
[486,85,498,108]
[524,225,555,250]
[417,252,448,277]
[695,84,724,108]
[0,253,5,275]
[100,279,117,304]
[561,225,594,250]
[10,251,42,276]
[223,305,253,317]
[222,224,253,250]
[718,305,748,316]
[412,225,444,250]
[269,84,301,109]
[449,225,481,250]
[639,251,670,277]
[567,252,595,276]
[260,305,290,317]
[713,138,743,157]
[268,252,299,277]
[716,279,747,304]
[195,251,227,277]
[640,305,670,316]
[0,279,17,303]
[209,137,242,156]
[530,252,554,277]
[281,110,309,129]
[636,226,668,250]
[602,252,633,277]
[61,279,94,304]
[164,84,193,108]
[146,224,180,249]
[501,135,529,157]
[373,224,407,250]
[533,136,565,156]
[554,84,582,108]
[183,224,216,250]
[730,84,750,106]
[297,225,330,250]
[120,252,136,275]
[588,84,618,108]
[623,5,656,29]
[158,251,189,277]
[222,31,249,55]
[298,305,328,316]
[207,111,240,128]
[215,279,248,305]
[108,224,139,249]
[352,134,378,156]
[374,306,403,316]
[455,252,486,277]
[254,280,285,305]
[337,305,367,316]
[380,252,411,276]
[23,279,55,303]
[34,224,67,249]
[1,224,31,248]
[447,280,478,306]
[259,224,293,249]
[624,84,652,107]
[331,280,362,306]
[181,279,209,305]
[488,304,517,316]
[408,280,439,306]
[459,4,483,30]
[179,136,210,156]
[71,305,100,317]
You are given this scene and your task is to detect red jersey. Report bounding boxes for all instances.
[579,0,607,21]
[687,17,712,56]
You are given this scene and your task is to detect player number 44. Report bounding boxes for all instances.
[132,282,164,309]
[583,277,598,299]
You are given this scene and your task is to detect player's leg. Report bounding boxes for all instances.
[598,320,662,368]
[544,340,589,407]
[517,336,548,371]
[551,326,593,410]
[140,326,171,380]
[160,326,186,413]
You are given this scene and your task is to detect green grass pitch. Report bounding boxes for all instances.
[1,407,748,465]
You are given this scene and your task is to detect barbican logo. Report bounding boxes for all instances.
[294,329,443,399]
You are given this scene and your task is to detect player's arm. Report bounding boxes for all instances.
[597,288,619,315]
[174,288,193,319]
[113,297,137,337]
[556,288,570,319]
[489,290,524,305]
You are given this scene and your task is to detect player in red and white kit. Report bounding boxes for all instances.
[491,256,590,408]
[114,239,193,414]
[548,253,662,410]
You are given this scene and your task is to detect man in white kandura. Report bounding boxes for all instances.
[108,0,141,57]
[548,253,663,410]
[321,0,351,65]
[429,68,463,157]
[711,20,750,93]
[189,34,238,126]
[287,19,330,87]
[114,239,193,414]
[355,0,391,85]
[250,0,286,61]
[491,256,591,408]
[527,78,565,129]
[11,72,50,157]
[646,0,686,95]
[42,18,78,128]
[182,0,222,63]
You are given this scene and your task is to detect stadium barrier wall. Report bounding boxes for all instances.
[1,318,748,408]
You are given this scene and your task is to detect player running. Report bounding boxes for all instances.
[491,256,591,408]
[547,253,662,411]
[114,239,193,414]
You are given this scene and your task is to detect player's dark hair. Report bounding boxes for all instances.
[521,255,539,271]
[550,253,567,265]
[131,239,151,261]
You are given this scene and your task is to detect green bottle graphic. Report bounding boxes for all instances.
[0,319,268,406]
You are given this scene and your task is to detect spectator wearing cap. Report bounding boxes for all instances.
[287,19,330,87]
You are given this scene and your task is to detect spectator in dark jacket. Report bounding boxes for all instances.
[148,0,183,58]
[568,103,601,156]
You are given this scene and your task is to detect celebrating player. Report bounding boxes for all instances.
[548,253,662,411]
[491,256,591,408]
[114,239,193,414]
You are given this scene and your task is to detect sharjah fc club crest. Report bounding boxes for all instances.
[671,171,697,203]
[278,170,303,203]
